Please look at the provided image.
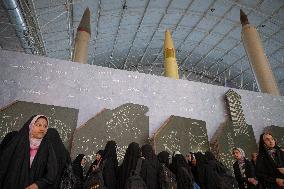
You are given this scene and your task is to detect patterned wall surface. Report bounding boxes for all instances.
[71,103,149,162]
[211,90,257,170]
[153,115,209,155]
[0,101,78,150]
[0,50,284,142]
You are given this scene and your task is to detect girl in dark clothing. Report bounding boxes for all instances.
[118,142,140,189]
[251,153,258,170]
[86,150,104,179]
[171,154,194,189]
[158,151,177,189]
[0,115,58,189]
[140,144,160,189]
[232,148,258,189]
[256,132,284,189]
[192,152,207,189]
[204,151,237,189]
[72,154,87,189]
[102,140,118,189]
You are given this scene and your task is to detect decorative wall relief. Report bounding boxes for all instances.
[71,103,149,162]
[153,115,209,155]
[211,89,257,170]
[0,101,78,151]
[264,125,284,147]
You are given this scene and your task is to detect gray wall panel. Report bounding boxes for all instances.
[0,50,283,142]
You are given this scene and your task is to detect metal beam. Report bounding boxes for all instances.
[150,0,195,65]
[137,0,174,67]
[182,2,236,68]
[66,0,74,60]
[122,0,150,69]
[106,0,127,67]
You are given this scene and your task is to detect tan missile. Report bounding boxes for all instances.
[72,8,91,64]
[241,9,280,96]
[163,30,179,79]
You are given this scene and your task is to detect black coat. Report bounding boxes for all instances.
[140,158,161,189]
[256,149,284,189]
[233,159,257,189]
[0,116,58,189]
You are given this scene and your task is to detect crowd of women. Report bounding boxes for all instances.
[0,115,284,189]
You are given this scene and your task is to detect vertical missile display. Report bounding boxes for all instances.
[240,10,280,96]
[72,8,91,64]
[164,30,179,79]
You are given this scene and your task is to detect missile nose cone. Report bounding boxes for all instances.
[164,30,175,50]
[78,7,91,34]
[240,9,249,26]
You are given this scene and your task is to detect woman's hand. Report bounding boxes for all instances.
[247,178,258,185]
[278,167,284,175]
[25,183,38,189]
[276,178,284,187]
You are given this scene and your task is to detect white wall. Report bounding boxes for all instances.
[1,50,283,141]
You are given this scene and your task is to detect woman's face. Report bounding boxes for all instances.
[31,118,48,139]
[185,154,192,162]
[232,149,242,160]
[96,153,101,161]
[263,134,276,149]
[251,153,257,161]
[81,157,87,167]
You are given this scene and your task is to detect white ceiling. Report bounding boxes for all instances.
[1,0,284,94]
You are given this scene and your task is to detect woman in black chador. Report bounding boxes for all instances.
[171,154,194,189]
[102,140,119,189]
[158,151,177,189]
[72,154,87,189]
[203,151,237,189]
[86,150,104,179]
[118,142,140,189]
[47,128,71,189]
[256,132,284,189]
[232,147,258,189]
[0,115,58,189]
[140,144,160,189]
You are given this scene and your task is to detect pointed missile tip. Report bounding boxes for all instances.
[78,7,91,35]
[164,29,174,49]
[240,9,249,26]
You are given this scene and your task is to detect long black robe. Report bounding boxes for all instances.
[140,144,160,189]
[233,159,257,189]
[102,140,118,189]
[172,154,194,189]
[0,115,58,189]
[118,142,140,189]
[72,154,86,189]
[46,128,71,189]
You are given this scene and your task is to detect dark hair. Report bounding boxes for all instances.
[259,132,277,154]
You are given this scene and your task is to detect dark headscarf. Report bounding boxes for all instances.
[103,140,118,189]
[158,151,170,167]
[46,128,71,189]
[86,150,104,178]
[259,133,284,167]
[103,140,118,167]
[118,142,140,189]
[72,154,86,180]
[0,115,58,189]
[141,144,156,160]
[140,144,160,189]
[172,154,194,189]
